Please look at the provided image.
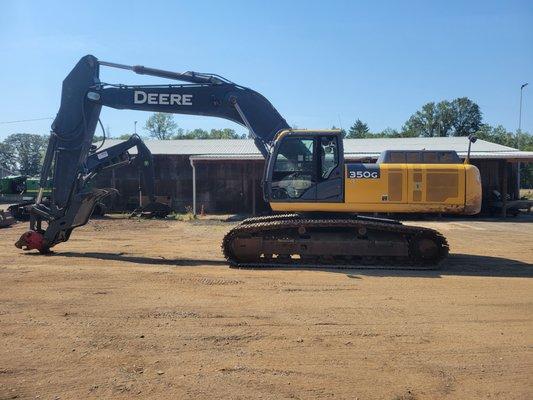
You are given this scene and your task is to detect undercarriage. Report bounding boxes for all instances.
[222,214,449,269]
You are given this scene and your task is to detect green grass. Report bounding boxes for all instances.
[168,212,197,221]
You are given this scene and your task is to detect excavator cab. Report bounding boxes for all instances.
[265,130,344,203]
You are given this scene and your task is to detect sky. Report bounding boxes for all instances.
[0,0,532,140]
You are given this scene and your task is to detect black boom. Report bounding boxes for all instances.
[17,55,290,252]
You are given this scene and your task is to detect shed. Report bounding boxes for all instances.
[94,137,533,215]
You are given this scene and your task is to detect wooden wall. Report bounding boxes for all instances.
[194,160,268,214]
[93,155,520,214]
[470,159,520,208]
[93,155,269,214]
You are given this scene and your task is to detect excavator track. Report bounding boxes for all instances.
[222,214,448,270]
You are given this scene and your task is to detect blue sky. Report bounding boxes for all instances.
[0,0,531,139]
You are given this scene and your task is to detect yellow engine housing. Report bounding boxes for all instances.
[271,163,481,215]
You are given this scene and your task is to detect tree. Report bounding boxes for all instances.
[402,97,482,137]
[3,133,48,176]
[347,119,369,138]
[144,113,178,139]
[175,128,244,139]
[450,97,482,136]
[208,128,243,139]
[331,126,347,138]
[179,128,209,139]
[375,127,401,138]
[0,141,16,172]
[514,131,533,152]
[474,124,533,151]
[475,124,512,146]
[117,133,139,140]
[403,102,446,137]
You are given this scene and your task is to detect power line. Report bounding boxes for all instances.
[0,117,53,125]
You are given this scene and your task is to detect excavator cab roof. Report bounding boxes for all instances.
[273,129,342,141]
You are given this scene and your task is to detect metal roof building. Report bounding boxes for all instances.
[99,137,533,161]
[94,137,532,216]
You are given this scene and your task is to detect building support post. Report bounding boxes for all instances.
[252,177,256,216]
[501,160,508,218]
[138,170,143,208]
[190,158,196,216]
[517,162,521,196]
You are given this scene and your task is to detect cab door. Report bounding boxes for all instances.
[267,136,317,201]
[265,132,344,203]
[315,135,344,202]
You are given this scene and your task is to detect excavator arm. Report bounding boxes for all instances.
[86,135,157,202]
[16,55,290,252]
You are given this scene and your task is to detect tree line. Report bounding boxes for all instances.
[93,114,246,142]
[0,133,48,176]
[144,97,486,140]
[341,97,531,149]
[139,97,532,154]
[1,97,531,185]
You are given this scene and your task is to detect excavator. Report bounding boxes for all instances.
[15,55,482,268]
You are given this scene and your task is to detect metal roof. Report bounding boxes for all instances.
[99,139,259,155]
[189,154,263,161]
[97,137,533,160]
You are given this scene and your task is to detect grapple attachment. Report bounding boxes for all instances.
[15,231,47,253]
[14,188,117,253]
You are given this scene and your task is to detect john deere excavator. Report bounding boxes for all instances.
[16,55,482,268]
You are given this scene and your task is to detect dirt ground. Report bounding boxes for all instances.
[0,215,532,400]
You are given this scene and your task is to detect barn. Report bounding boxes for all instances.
[94,137,533,215]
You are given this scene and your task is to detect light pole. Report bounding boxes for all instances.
[519,83,528,132]
[134,120,138,135]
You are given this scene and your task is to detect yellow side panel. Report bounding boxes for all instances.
[464,164,482,214]
[344,164,407,204]
[407,164,465,205]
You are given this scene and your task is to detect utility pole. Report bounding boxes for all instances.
[519,83,528,132]
[134,120,138,135]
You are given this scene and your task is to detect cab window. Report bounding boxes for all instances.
[320,136,339,179]
[271,138,315,199]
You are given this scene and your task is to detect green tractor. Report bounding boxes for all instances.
[0,176,30,227]
[1,176,112,222]
[0,175,28,195]
[1,176,52,221]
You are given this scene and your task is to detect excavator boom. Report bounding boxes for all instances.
[16,55,290,252]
